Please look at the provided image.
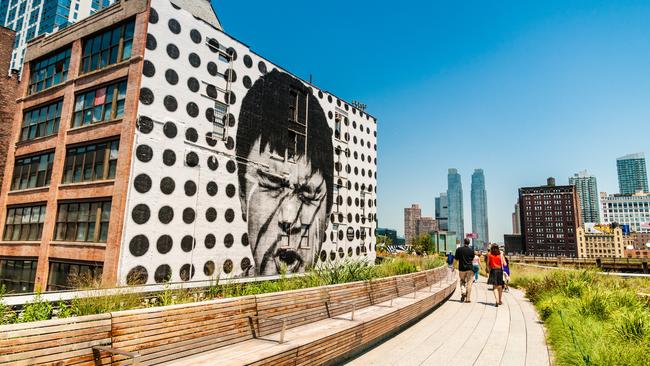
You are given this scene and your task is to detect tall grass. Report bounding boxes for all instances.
[1,255,444,324]
[511,266,650,365]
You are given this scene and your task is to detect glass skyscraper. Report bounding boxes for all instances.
[471,169,488,249]
[0,0,114,72]
[569,170,599,224]
[434,192,448,231]
[617,153,648,195]
[447,168,464,242]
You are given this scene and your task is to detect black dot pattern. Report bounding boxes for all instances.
[205,207,217,222]
[157,235,173,254]
[134,174,152,193]
[132,204,150,224]
[154,265,171,283]
[181,235,195,252]
[136,145,153,162]
[127,266,148,285]
[204,234,215,249]
[129,235,149,257]
[126,0,378,284]
[158,206,174,224]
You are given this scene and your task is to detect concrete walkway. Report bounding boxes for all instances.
[345,277,551,366]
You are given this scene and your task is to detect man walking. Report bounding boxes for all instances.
[455,239,475,303]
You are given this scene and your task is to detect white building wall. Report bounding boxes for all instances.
[117,0,378,285]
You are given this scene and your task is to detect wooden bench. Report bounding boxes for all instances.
[0,267,456,366]
[0,313,113,366]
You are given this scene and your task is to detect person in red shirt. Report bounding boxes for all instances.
[486,243,505,307]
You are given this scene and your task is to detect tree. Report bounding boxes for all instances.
[411,234,434,255]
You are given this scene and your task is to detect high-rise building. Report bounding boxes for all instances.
[569,170,600,224]
[447,168,464,241]
[470,169,488,249]
[403,203,437,246]
[0,0,378,292]
[512,202,521,234]
[404,204,421,246]
[617,153,648,195]
[519,178,581,257]
[434,192,448,231]
[0,0,115,72]
[600,192,650,233]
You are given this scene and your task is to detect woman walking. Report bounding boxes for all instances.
[472,252,481,283]
[487,244,505,307]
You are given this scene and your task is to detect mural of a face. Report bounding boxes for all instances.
[236,70,333,276]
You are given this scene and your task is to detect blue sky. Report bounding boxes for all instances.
[212,0,650,241]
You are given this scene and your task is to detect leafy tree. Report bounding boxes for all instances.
[411,234,434,255]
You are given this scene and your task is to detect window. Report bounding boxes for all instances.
[20,100,62,142]
[80,20,134,74]
[3,204,47,242]
[287,88,307,162]
[11,152,55,190]
[28,48,71,94]
[0,258,37,293]
[47,260,102,291]
[54,201,111,243]
[300,225,310,248]
[211,101,227,139]
[72,80,127,127]
[62,139,119,184]
[334,113,342,140]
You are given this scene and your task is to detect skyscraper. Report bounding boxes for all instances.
[434,192,449,231]
[447,168,464,241]
[471,169,489,249]
[404,204,422,246]
[512,202,521,234]
[569,170,600,224]
[617,153,648,195]
[0,0,115,72]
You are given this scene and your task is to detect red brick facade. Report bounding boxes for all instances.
[0,27,19,194]
[0,1,148,291]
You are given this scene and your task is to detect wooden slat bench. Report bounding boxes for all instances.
[0,314,113,366]
[0,267,456,366]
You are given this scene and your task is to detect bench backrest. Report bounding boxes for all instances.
[0,314,112,366]
[254,287,330,336]
[368,277,398,304]
[325,280,372,318]
[110,296,256,366]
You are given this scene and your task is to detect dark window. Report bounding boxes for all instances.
[47,260,103,291]
[3,204,47,242]
[20,100,62,142]
[11,151,55,190]
[62,139,119,184]
[54,201,112,243]
[28,48,71,95]
[0,258,37,293]
[72,80,127,127]
[287,88,307,162]
[81,20,134,74]
[211,101,227,139]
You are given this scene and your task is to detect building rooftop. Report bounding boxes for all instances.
[617,152,645,161]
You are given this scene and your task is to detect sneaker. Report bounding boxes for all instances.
[460,294,466,302]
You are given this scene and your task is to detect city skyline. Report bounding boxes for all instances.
[447,168,464,240]
[213,1,650,243]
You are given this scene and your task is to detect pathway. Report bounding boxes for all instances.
[345,276,551,366]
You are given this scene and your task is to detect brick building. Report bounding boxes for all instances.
[0,0,378,292]
[0,26,19,197]
[518,178,582,257]
[404,204,437,246]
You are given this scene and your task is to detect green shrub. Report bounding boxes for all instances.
[20,293,53,322]
[578,290,610,320]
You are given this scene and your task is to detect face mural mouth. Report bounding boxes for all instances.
[273,248,304,273]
